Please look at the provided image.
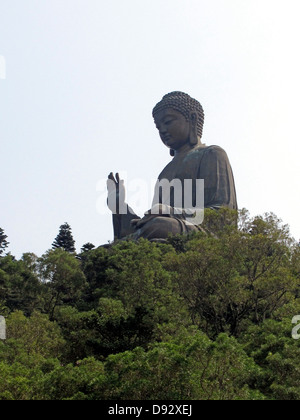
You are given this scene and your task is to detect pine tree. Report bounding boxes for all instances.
[0,228,9,256]
[80,243,95,253]
[52,223,76,253]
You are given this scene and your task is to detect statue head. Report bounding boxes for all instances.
[152,91,205,155]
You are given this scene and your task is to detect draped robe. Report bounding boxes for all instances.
[112,145,237,241]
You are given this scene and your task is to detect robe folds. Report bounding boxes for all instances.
[112,145,237,241]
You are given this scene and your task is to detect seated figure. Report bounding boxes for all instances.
[107,91,237,241]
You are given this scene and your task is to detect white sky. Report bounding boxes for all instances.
[0,0,299,257]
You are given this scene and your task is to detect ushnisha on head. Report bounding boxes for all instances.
[152,92,205,156]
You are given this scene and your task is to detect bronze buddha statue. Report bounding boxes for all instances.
[107,91,237,241]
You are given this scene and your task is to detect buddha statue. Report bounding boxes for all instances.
[107,91,237,241]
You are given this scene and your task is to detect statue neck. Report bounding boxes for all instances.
[174,137,204,156]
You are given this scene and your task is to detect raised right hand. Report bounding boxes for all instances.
[107,172,126,214]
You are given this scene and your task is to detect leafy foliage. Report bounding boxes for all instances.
[0,210,300,400]
[0,228,9,256]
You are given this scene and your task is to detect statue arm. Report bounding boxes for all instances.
[112,207,140,240]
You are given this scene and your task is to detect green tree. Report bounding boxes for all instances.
[0,254,44,314]
[77,243,97,266]
[52,223,76,253]
[241,312,300,400]
[4,311,65,361]
[79,246,113,308]
[0,209,298,400]
[38,249,87,318]
[165,211,297,337]
[80,243,95,253]
[0,228,9,256]
[54,299,155,363]
[0,361,39,400]
[0,311,65,400]
[38,357,106,400]
[103,328,263,400]
[104,240,189,336]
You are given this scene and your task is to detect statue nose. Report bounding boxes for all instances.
[159,124,168,134]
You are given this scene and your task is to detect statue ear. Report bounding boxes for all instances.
[189,112,198,146]
[170,149,175,157]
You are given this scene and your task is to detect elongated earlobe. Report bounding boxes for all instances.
[170,149,175,156]
[189,112,198,146]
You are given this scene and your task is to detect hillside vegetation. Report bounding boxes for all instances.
[0,209,300,400]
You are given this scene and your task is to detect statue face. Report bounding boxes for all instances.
[154,108,190,151]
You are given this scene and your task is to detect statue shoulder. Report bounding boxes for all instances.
[204,144,227,154]
[186,145,229,164]
[201,145,230,161]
